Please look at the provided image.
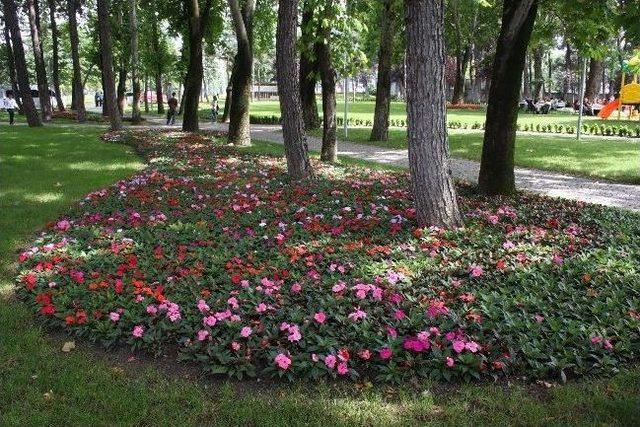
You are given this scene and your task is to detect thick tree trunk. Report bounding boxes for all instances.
[221,74,233,122]
[129,0,141,123]
[533,46,543,101]
[182,0,207,131]
[276,0,312,179]
[451,45,471,104]
[370,0,394,141]
[47,0,65,110]
[315,7,337,162]
[584,58,603,102]
[478,0,538,195]
[2,17,22,111]
[227,0,254,145]
[97,0,122,131]
[405,0,462,228]
[299,3,320,130]
[144,74,149,112]
[2,0,41,126]
[67,0,85,122]
[26,0,52,122]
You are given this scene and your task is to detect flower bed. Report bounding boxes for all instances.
[17,130,640,383]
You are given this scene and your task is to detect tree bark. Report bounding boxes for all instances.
[97,0,122,131]
[276,0,312,180]
[221,69,233,122]
[405,0,462,228]
[67,0,85,122]
[451,45,471,104]
[478,0,538,196]
[584,58,603,102]
[299,3,320,130]
[117,63,127,116]
[129,0,141,123]
[144,74,149,112]
[150,10,165,114]
[522,54,531,98]
[26,0,52,122]
[47,0,65,110]
[2,0,41,126]
[315,6,337,162]
[2,16,22,111]
[370,0,394,141]
[562,42,572,101]
[227,0,255,145]
[533,46,543,101]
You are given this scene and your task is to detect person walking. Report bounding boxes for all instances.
[167,92,178,125]
[211,95,219,124]
[3,92,18,125]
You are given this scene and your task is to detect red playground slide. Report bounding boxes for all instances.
[598,99,620,119]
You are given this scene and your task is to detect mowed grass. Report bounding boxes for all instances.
[1,123,640,426]
[306,128,640,184]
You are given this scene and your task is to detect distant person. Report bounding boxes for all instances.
[95,91,103,107]
[3,92,18,125]
[211,96,219,124]
[167,92,178,125]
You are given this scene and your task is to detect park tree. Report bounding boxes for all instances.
[276,0,312,180]
[478,0,538,195]
[1,17,22,111]
[97,0,123,131]
[67,0,86,122]
[298,1,320,130]
[47,0,66,110]
[369,0,397,141]
[129,0,142,123]
[315,0,338,161]
[227,0,255,144]
[405,0,462,228]
[26,0,53,122]
[1,0,42,126]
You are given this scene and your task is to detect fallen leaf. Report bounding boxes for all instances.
[61,341,76,352]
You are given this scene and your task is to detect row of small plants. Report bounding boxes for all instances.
[249,114,640,138]
[18,130,640,383]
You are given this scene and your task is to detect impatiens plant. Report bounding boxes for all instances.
[16,130,640,383]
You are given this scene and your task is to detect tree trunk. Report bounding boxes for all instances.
[405,0,462,228]
[67,0,85,122]
[299,3,320,130]
[533,46,543,101]
[562,42,572,101]
[97,0,122,131]
[2,0,41,126]
[182,0,209,131]
[478,0,538,196]
[315,8,337,162]
[117,62,127,116]
[522,54,531,98]
[451,45,471,104]
[144,74,149,113]
[129,0,141,123]
[221,71,233,122]
[227,0,255,145]
[370,0,394,141]
[26,0,52,122]
[2,16,22,111]
[276,0,312,180]
[150,10,164,114]
[584,58,603,102]
[47,0,65,111]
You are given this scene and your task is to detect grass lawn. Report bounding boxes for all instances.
[2,123,640,426]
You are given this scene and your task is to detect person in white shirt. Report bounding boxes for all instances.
[4,93,18,125]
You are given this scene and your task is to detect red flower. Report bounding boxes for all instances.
[22,273,37,291]
[41,305,56,316]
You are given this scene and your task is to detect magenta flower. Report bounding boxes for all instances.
[109,312,120,322]
[325,354,337,369]
[469,265,484,278]
[197,329,209,341]
[452,340,465,353]
[314,312,327,324]
[240,326,252,338]
[446,357,455,367]
[203,315,217,327]
[337,362,349,375]
[379,347,393,360]
[132,325,144,338]
[274,353,291,370]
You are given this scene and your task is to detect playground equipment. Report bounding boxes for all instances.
[600,53,640,120]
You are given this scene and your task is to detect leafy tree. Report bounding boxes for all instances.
[97,0,123,130]
[67,0,86,121]
[26,0,52,121]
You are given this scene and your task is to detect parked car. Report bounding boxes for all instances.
[6,88,58,110]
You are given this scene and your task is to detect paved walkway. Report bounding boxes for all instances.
[143,117,640,212]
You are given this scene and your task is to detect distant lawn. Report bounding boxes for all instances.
[307,128,640,184]
[2,124,640,425]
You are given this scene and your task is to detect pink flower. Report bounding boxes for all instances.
[325,354,337,369]
[469,265,484,278]
[332,281,346,293]
[146,305,158,315]
[591,336,603,344]
[604,339,613,350]
[452,340,465,353]
[197,329,209,341]
[348,307,367,322]
[197,299,210,313]
[290,282,302,293]
[358,349,371,360]
[203,315,217,327]
[465,341,481,353]
[287,325,302,342]
[427,300,449,318]
[109,312,120,322]
[132,325,144,338]
[552,254,564,265]
[231,341,241,351]
[379,347,393,360]
[337,362,349,375]
[314,312,327,324]
[446,357,455,367]
[487,215,499,225]
[534,314,545,323]
[274,353,291,370]
[56,219,71,231]
[503,240,515,249]
[256,303,267,313]
[240,326,252,338]
[394,310,406,320]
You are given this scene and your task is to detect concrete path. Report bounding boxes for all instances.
[143,117,640,212]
